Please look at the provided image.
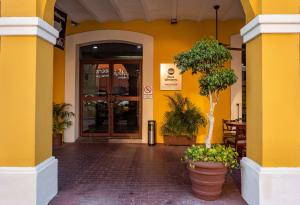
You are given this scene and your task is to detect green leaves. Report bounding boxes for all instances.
[184,144,239,169]
[53,103,75,135]
[199,69,237,96]
[174,38,237,98]
[161,93,207,138]
[174,38,232,75]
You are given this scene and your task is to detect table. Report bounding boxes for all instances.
[225,121,246,126]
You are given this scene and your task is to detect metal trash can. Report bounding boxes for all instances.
[148,120,156,146]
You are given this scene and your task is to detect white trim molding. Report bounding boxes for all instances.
[0,157,58,205]
[240,14,300,43]
[65,30,154,143]
[230,34,243,120]
[241,157,300,205]
[0,17,59,45]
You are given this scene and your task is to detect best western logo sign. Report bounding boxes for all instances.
[160,64,182,90]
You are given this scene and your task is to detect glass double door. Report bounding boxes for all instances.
[80,60,142,138]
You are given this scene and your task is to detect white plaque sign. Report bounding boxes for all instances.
[143,85,153,99]
[160,64,182,90]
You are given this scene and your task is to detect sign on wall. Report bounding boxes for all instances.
[143,85,153,99]
[160,64,182,90]
[54,7,67,50]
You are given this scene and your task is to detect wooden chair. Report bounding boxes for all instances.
[222,119,238,143]
[225,124,246,157]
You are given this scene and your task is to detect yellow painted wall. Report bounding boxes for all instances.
[1,0,55,24]
[246,34,300,167]
[246,36,263,164]
[241,0,300,167]
[53,19,244,144]
[261,34,300,167]
[0,0,54,167]
[0,37,53,166]
[241,0,300,22]
[0,37,37,166]
[53,47,65,103]
[35,37,53,165]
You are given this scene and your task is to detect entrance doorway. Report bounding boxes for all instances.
[79,43,142,139]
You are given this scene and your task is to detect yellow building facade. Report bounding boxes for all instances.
[54,19,244,144]
[0,0,300,204]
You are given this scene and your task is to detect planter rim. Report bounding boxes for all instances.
[187,160,226,168]
[163,135,195,138]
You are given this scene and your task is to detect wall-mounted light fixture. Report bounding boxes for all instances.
[170,18,178,24]
[71,20,79,27]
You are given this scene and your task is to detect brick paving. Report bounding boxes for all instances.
[50,143,246,205]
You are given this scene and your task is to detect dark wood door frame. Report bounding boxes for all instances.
[80,59,142,139]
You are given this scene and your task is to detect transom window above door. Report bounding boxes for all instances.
[80,43,143,60]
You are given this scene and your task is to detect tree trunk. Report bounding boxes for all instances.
[205,92,216,148]
[205,114,214,148]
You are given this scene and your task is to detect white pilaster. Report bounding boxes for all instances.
[241,157,300,205]
[240,14,300,43]
[0,157,58,205]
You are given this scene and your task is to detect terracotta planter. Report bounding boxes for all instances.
[53,133,63,147]
[163,135,196,146]
[187,161,228,201]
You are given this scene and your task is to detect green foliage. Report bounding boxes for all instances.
[53,103,75,135]
[174,38,232,75]
[184,144,239,168]
[174,38,237,97]
[161,93,207,138]
[199,69,237,96]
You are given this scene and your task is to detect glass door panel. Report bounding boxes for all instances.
[80,61,141,138]
[113,100,139,133]
[81,63,110,136]
[82,100,109,133]
[111,62,141,137]
[82,63,110,97]
[112,63,140,96]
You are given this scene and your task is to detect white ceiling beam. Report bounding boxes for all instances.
[77,0,104,22]
[109,0,126,22]
[171,0,178,19]
[140,0,152,21]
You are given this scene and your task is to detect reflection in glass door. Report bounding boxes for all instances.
[80,61,142,138]
[112,63,140,135]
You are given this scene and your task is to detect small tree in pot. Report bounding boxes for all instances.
[161,93,206,145]
[53,103,75,147]
[175,38,238,200]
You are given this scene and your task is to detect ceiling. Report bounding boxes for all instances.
[55,0,245,23]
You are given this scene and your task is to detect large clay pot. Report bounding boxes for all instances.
[187,161,228,201]
[163,135,196,146]
[53,133,63,147]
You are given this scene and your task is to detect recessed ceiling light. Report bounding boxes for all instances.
[93,45,98,49]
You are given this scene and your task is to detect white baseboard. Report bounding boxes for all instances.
[0,157,58,205]
[241,157,300,205]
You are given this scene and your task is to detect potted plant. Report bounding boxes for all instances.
[175,38,238,200]
[184,145,238,200]
[53,103,75,147]
[161,93,206,146]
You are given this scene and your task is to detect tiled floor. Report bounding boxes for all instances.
[50,143,246,205]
